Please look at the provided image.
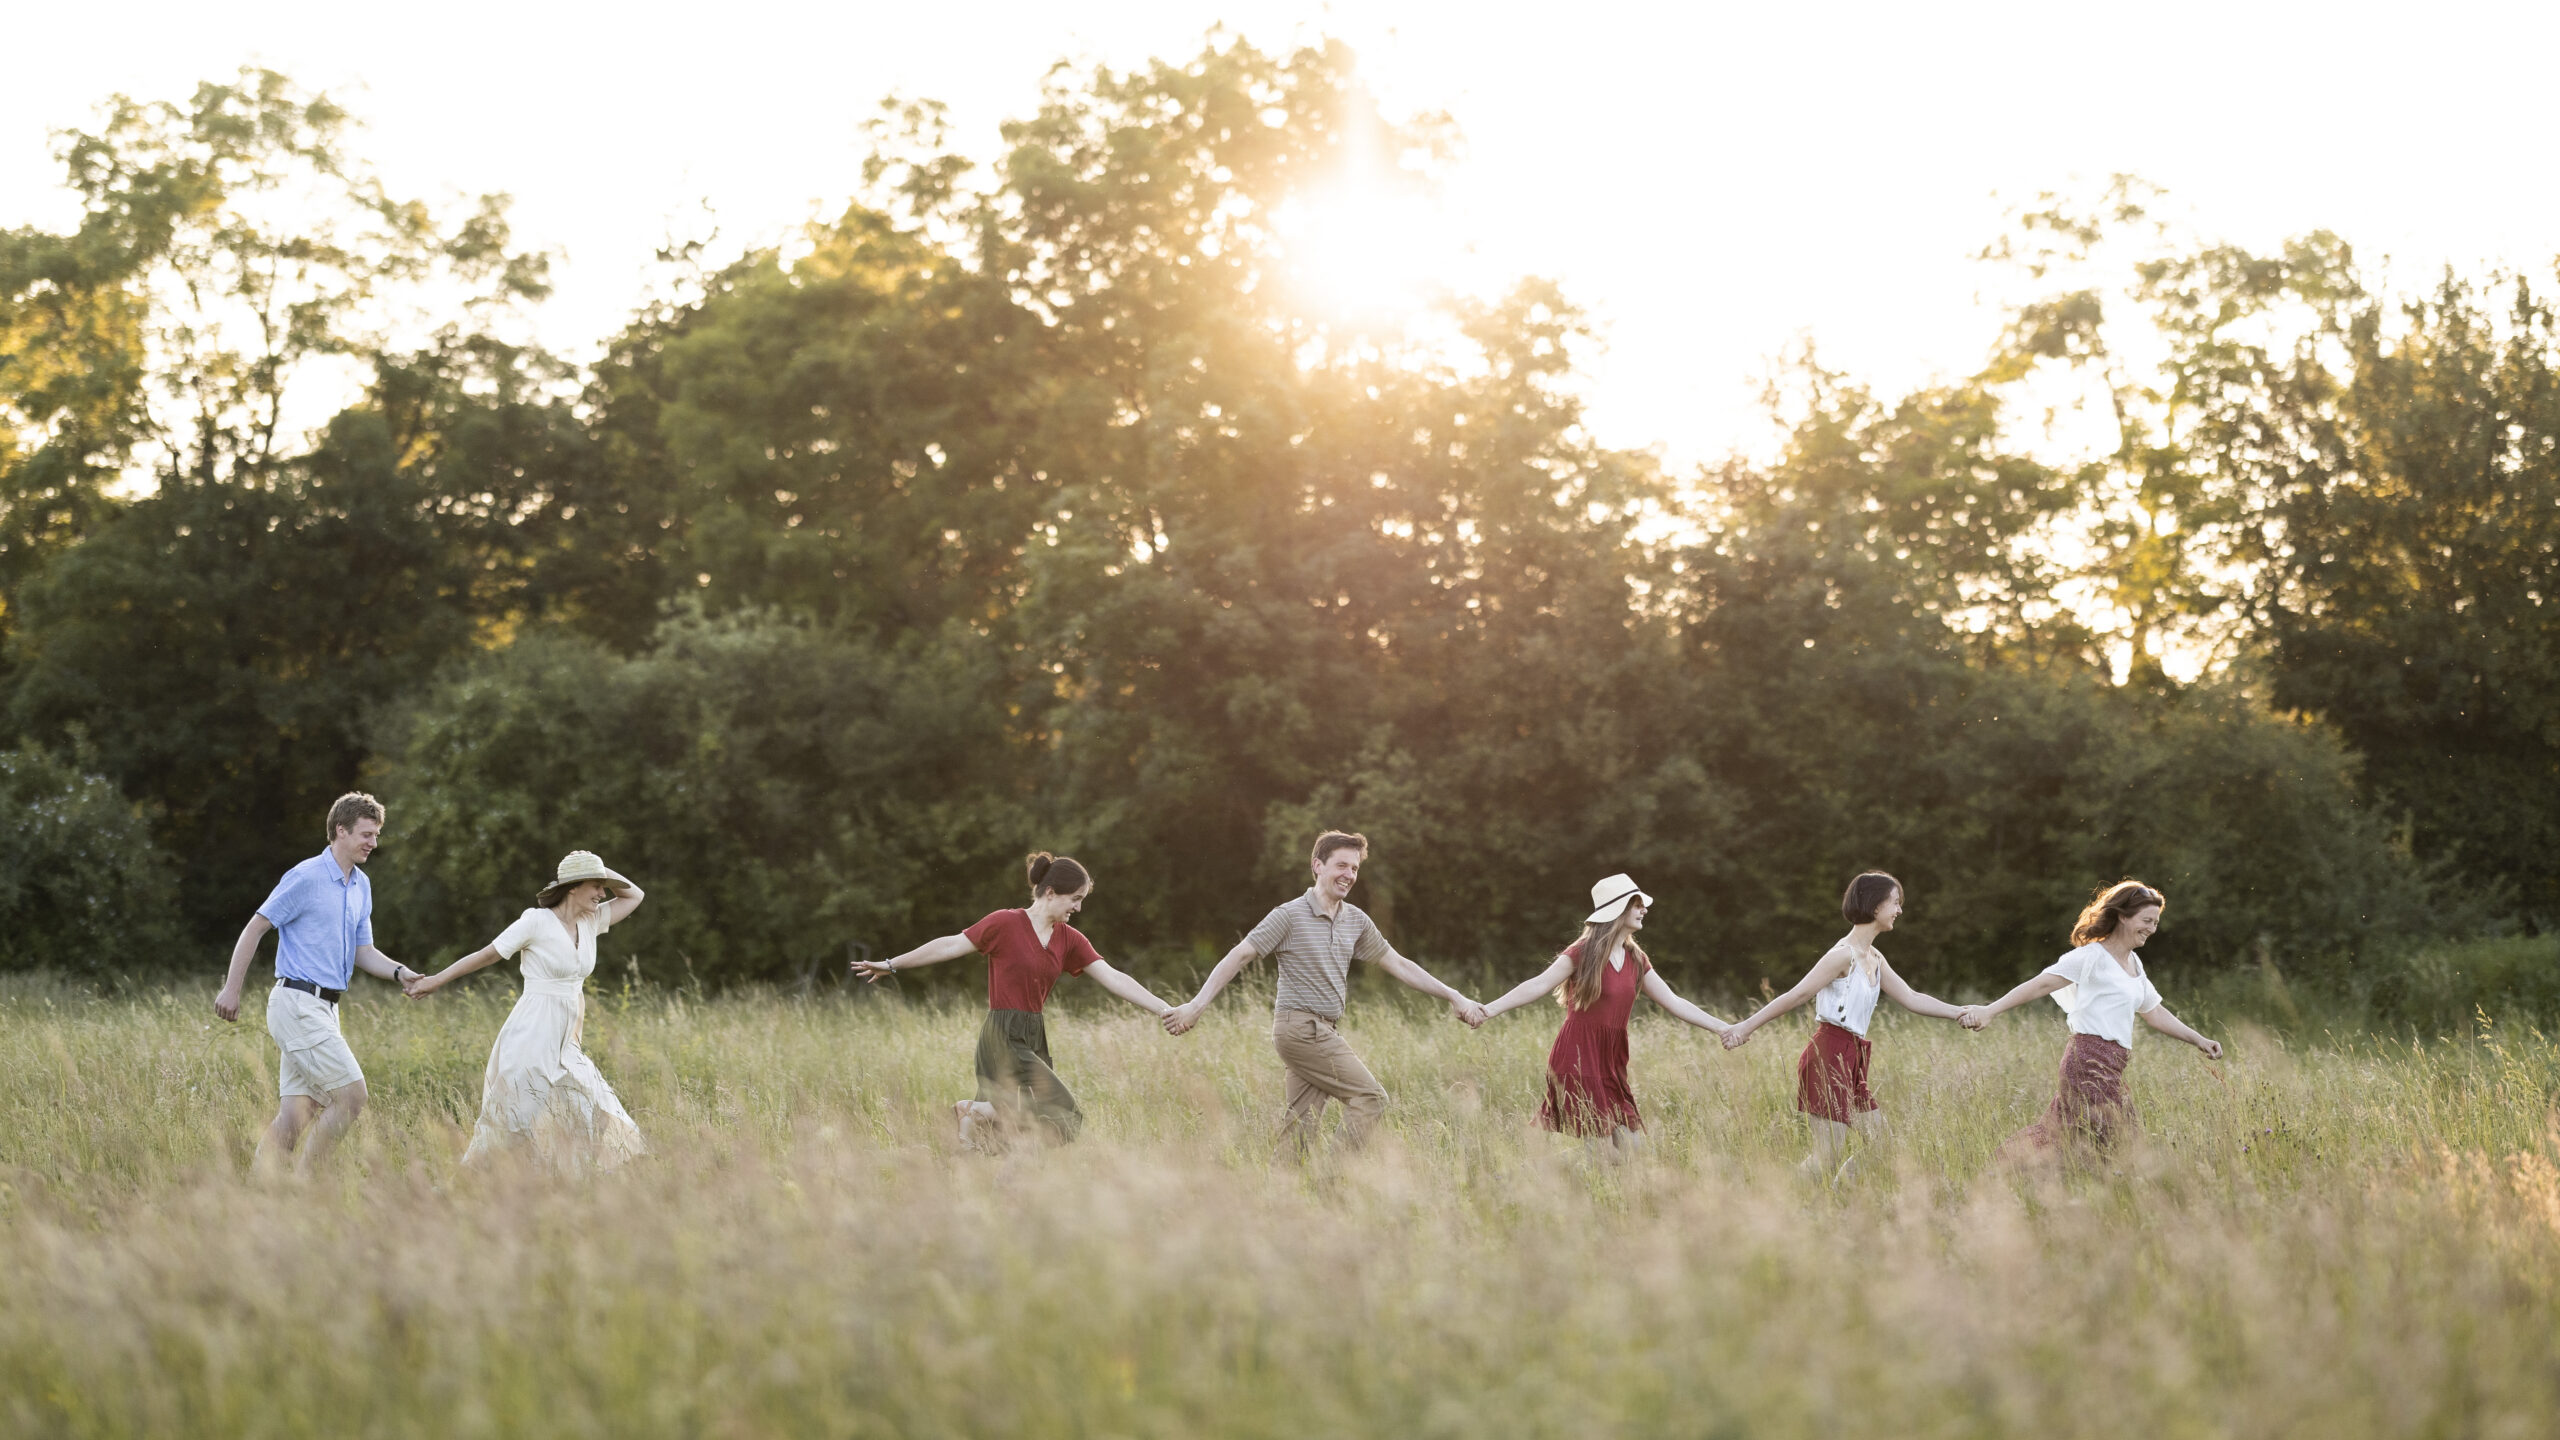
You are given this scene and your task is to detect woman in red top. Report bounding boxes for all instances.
[1479,875,1733,1155]
[854,853,1175,1149]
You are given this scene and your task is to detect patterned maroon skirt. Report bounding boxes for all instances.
[1796,1022,1879,1124]
[2001,1032,2134,1159]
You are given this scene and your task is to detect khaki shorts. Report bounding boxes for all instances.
[267,984,365,1100]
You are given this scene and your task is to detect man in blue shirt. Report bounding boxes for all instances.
[214,792,419,1175]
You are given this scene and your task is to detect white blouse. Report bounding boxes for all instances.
[2041,941,2163,1049]
[1813,940,1884,1036]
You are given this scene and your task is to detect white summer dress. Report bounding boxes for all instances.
[461,906,646,1171]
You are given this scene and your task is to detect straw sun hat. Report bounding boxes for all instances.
[536,850,633,907]
[1585,873,1654,925]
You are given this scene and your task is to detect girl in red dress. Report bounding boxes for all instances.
[1480,875,1733,1155]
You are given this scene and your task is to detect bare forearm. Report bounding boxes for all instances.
[1483,965,1567,1020]
[428,946,504,982]
[1087,962,1172,1016]
[1888,981,1965,1021]
[1383,951,1463,1004]
[353,946,407,982]
[1982,975,2065,1018]
[886,934,976,971]
[1646,981,1730,1034]
[1734,981,1818,1035]
[222,925,265,992]
[1187,943,1259,1008]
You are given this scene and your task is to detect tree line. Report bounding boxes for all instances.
[1,44,2550,993]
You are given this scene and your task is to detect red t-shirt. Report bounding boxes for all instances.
[964,909,1101,1013]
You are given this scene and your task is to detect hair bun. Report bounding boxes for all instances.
[1025,851,1054,888]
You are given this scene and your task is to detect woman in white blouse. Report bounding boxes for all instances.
[406,852,648,1171]
[1961,880,2221,1157]
[1722,872,1968,1179]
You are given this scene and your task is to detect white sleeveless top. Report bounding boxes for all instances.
[1813,939,1883,1036]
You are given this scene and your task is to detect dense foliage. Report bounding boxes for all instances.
[2,47,2547,987]
[0,743,176,974]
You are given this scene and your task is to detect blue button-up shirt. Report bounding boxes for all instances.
[257,850,374,990]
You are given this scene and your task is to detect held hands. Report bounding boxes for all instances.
[1720,1021,1754,1051]
[1957,1005,1992,1031]
[401,968,444,998]
[1450,996,1487,1029]
[1161,1001,1200,1036]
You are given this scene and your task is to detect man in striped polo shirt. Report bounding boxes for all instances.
[1165,830,1484,1155]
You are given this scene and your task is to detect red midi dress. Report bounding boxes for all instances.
[1537,942,1649,1137]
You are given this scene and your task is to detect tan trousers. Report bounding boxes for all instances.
[1272,1008,1389,1156]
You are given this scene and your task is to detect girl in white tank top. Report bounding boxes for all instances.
[1721,871,1968,1181]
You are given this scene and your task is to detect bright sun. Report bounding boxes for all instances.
[1270,177,1463,328]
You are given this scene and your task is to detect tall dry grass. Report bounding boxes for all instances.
[3,970,2557,1437]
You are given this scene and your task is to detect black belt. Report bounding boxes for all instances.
[277,976,345,1004]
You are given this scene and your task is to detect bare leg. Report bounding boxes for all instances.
[1609,1126,1645,1161]
[291,1080,368,1175]
[254,1095,321,1178]
[1801,1116,1852,1182]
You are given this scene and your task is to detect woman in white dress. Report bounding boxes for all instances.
[406,851,648,1171]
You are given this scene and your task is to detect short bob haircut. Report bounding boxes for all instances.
[1841,871,1902,925]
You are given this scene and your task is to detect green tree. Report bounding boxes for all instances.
[0,742,178,975]
[377,611,1038,987]
[2238,274,2560,924]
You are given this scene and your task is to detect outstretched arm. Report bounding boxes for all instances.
[2140,1003,2222,1059]
[1083,959,1174,1018]
[605,881,647,928]
[1961,972,2069,1028]
[352,945,416,989]
[1641,969,1731,1035]
[405,944,503,997]
[1722,950,1854,1049]
[1380,946,1485,1027]
[1481,955,1573,1021]
[213,915,274,1022]
[852,933,976,983]
[1879,960,1964,1022]
[1163,939,1260,1034]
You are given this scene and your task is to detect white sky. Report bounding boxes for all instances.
[5,0,2556,470]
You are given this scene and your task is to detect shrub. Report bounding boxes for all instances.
[0,744,179,976]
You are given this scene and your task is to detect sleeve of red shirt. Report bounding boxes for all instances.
[963,911,1010,954]
[1057,923,1101,976]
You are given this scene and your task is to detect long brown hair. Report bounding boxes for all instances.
[2072,880,2165,945]
[1561,907,1645,1012]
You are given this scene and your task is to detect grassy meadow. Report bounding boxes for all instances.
[4,963,2560,1438]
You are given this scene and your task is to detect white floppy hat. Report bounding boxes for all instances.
[536,850,633,905]
[1585,873,1653,924]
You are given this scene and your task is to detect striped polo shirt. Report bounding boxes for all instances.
[1246,889,1390,1020]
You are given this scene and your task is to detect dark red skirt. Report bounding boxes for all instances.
[1538,1013,1641,1136]
[2002,1032,2134,1158]
[1797,1021,1879,1124]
